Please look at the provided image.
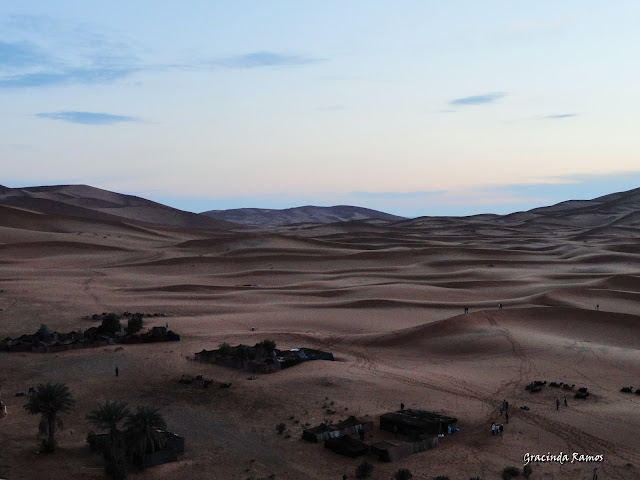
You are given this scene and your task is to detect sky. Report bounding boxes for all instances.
[2,1,640,217]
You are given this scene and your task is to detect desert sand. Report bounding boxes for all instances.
[1,185,639,480]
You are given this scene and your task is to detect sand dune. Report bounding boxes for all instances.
[1,184,236,230]
[1,186,639,479]
[201,205,405,226]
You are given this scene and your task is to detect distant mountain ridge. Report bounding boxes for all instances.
[393,186,640,232]
[201,205,406,226]
[2,184,639,232]
[0,184,234,231]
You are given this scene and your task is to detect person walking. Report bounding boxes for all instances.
[499,424,504,436]
[115,366,119,377]
[564,396,568,406]
[505,411,509,423]
[499,405,504,416]
[593,466,598,480]
[491,422,496,435]
[556,398,560,410]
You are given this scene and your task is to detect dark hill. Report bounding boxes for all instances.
[201,205,405,226]
[0,184,235,231]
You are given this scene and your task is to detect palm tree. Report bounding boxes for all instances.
[86,400,130,439]
[124,406,167,469]
[87,400,130,478]
[23,383,75,452]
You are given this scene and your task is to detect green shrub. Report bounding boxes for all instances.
[394,468,413,480]
[502,466,520,480]
[101,313,121,335]
[125,315,143,335]
[355,461,374,478]
[276,423,286,434]
[434,476,451,480]
[218,342,232,356]
[523,465,532,478]
[261,339,276,351]
[237,344,252,360]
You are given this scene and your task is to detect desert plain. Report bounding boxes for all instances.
[1,185,639,480]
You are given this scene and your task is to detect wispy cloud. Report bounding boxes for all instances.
[35,111,139,125]
[541,113,578,120]
[449,92,505,106]
[0,40,50,67]
[215,51,323,68]
[0,66,138,88]
[0,15,323,89]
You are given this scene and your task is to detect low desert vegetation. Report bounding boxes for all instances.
[394,468,413,480]
[125,315,143,335]
[502,466,521,479]
[355,461,374,478]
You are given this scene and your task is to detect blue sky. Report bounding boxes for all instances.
[2,1,639,217]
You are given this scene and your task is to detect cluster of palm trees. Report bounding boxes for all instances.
[24,383,168,479]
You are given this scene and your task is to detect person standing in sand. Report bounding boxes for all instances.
[556,398,560,410]
[593,466,598,479]
[505,411,509,423]
[499,424,504,436]
[115,366,119,377]
[564,396,568,406]
[491,422,496,435]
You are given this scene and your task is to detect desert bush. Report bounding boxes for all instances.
[260,339,276,351]
[355,461,374,478]
[218,342,232,356]
[38,324,51,337]
[523,465,532,478]
[276,423,286,434]
[101,313,121,335]
[433,476,450,480]
[237,344,252,361]
[502,466,520,480]
[125,316,143,335]
[394,468,413,480]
